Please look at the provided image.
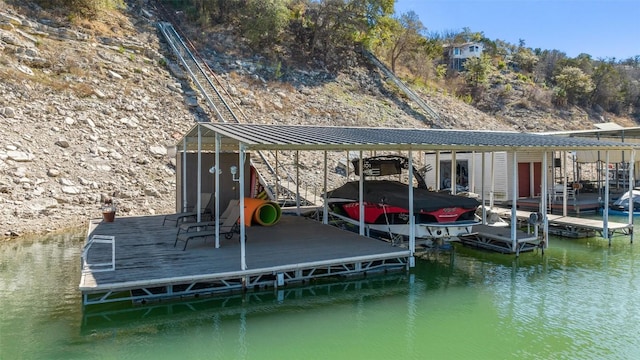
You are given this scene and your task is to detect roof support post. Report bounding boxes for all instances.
[239,143,247,270]
[530,162,535,199]
[542,151,549,249]
[562,151,568,217]
[296,150,300,215]
[470,151,476,194]
[275,151,279,201]
[604,151,610,244]
[435,151,440,191]
[629,149,635,243]
[182,137,187,212]
[358,152,365,236]
[214,133,221,248]
[481,152,486,224]
[451,151,457,195]
[408,150,416,260]
[490,152,496,209]
[511,151,518,254]
[323,150,328,225]
[197,124,202,223]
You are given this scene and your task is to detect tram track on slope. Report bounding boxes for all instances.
[152,1,316,206]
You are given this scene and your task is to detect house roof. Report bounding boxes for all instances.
[177,123,639,153]
[445,42,482,49]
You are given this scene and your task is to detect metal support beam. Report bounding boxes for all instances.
[323,150,328,225]
[239,143,247,270]
[481,152,486,224]
[214,133,221,248]
[358,152,364,236]
[197,125,202,222]
[630,149,635,244]
[435,151,440,191]
[408,150,415,259]
[451,151,457,195]
[182,137,187,212]
[511,151,518,254]
[542,151,549,248]
[604,151,610,245]
[490,152,496,209]
[296,150,300,215]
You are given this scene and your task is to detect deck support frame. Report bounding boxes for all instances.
[81,254,408,306]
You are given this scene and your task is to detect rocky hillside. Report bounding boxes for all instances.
[0,1,635,238]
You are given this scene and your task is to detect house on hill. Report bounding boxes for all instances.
[448,41,484,71]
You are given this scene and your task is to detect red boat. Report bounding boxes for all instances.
[325,156,480,241]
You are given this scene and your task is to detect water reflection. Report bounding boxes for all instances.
[81,273,412,335]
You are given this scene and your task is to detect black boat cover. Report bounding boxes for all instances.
[326,180,480,212]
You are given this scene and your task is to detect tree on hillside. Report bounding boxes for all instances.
[463,54,493,91]
[379,11,425,72]
[553,66,594,106]
[240,0,290,51]
[298,0,394,67]
[558,53,594,76]
[512,46,538,73]
[618,66,640,117]
[590,62,623,113]
[457,27,484,43]
[534,49,567,85]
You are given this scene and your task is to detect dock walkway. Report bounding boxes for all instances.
[459,224,542,255]
[491,207,633,241]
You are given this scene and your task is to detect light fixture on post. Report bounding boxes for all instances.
[208,166,218,174]
[230,165,240,182]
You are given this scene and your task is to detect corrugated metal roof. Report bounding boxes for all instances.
[179,123,640,152]
[542,126,640,140]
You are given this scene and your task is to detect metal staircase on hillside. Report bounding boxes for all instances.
[362,50,443,128]
[157,22,317,206]
[158,22,239,124]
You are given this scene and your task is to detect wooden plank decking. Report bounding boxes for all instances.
[490,207,633,239]
[458,224,542,254]
[80,214,410,304]
[508,194,602,215]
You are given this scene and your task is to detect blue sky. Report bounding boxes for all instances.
[393,0,639,60]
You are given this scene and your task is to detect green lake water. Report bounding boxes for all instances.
[1,217,639,360]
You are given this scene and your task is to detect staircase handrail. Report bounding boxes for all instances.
[362,50,443,128]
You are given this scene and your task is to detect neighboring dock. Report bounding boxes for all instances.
[80,214,410,306]
[459,224,542,255]
[490,207,633,243]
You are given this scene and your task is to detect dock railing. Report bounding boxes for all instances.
[82,235,115,273]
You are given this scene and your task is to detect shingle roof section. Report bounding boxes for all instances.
[183,123,639,152]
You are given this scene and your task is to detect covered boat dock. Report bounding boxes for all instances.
[81,123,639,305]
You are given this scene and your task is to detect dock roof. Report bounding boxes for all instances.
[178,123,639,153]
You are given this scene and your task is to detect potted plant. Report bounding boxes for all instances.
[101,199,116,222]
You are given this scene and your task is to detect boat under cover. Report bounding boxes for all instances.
[609,189,640,214]
[325,180,480,242]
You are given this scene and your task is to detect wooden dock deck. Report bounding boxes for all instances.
[491,207,633,240]
[458,224,542,255]
[80,214,410,306]
[514,194,602,215]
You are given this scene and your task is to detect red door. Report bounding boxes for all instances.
[518,163,531,198]
[518,162,543,198]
